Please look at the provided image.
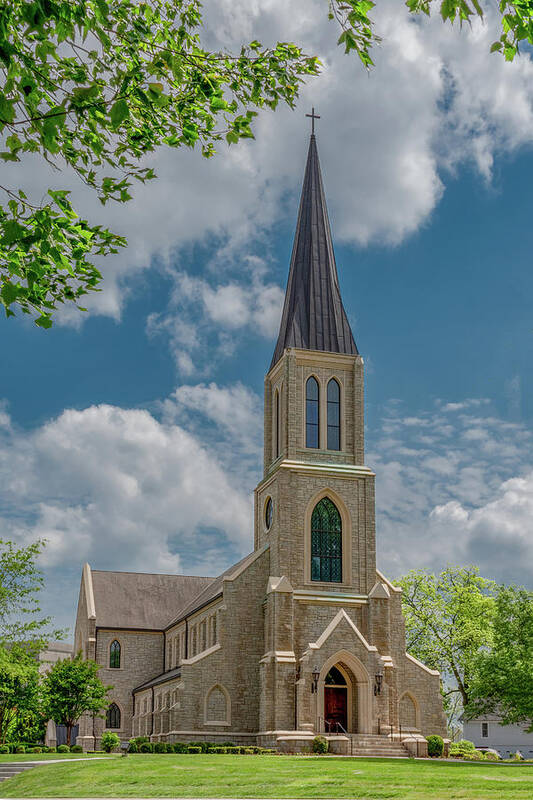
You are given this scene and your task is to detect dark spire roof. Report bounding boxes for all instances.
[270,134,358,369]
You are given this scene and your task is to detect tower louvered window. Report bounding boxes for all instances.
[311,497,342,583]
[327,379,340,450]
[109,640,121,669]
[306,377,319,448]
[106,702,121,729]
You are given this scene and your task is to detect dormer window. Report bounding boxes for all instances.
[306,377,320,448]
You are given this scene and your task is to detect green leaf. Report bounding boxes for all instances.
[35,314,53,329]
[110,99,130,127]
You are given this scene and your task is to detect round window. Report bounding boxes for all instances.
[265,497,273,530]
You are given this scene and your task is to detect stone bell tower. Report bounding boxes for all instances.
[254,130,376,596]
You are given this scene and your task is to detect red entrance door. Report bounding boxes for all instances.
[324,687,348,732]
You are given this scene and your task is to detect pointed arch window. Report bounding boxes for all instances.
[311,497,342,583]
[327,379,341,450]
[109,640,121,669]
[106,702,121,729]
[274,388,280,459]
[306,377,320,448]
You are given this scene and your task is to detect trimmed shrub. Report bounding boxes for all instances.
[313,736,328,755]
[260,749,277,755]
[449,739,476,758]
[57,744,69,753]
[484,750,500,761]
[154,742,167,753]
[0,745,9,754]
[140,742,154,753]
[464,750,485,761]
[188,741,208,753]
[70,745,83,753]
[14,745,26,753]
[243,747,255,755]
[47,747,56,753]
[128,741,138,753]
[134,737,149,745]
[226,746,241,754]
[427,735,444,758]
[173,743,188,754]
[222,741,236,747]
[187,746,202,754]
[101,731,120,753]
[214,747,228,754]
[28,746,43,754]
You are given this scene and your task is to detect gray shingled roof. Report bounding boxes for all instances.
[92,570,213,630]
[270,134,358,369]
[134,666,182,693]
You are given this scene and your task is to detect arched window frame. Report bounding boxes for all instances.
[203,683,231,726]
[327,378,341,451]
[304,489,351,585]
[398,691,420,730]
[106,702,121,730]
[274,388,280,459]
[109,639,121,669]
[305,376,320,449]
[310,496,343,583]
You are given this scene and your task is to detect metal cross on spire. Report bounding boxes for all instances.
[306,107,320,135]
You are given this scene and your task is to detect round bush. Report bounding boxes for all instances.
[101,731,121,753]
[139,742,153,753]
[15,746,26,754]
[128,741,138,753]
[449,739,475,758]
[0,745,9,754]
[427,735,444,758]
[484,750,500,761]
[70,745,83,753]
[187,746,202,754]
[153,742,167,753]
[313,736,328,755]
[173,743,188,754]
[464,750,485,761]
[47,747,56,753]
[57,745,69,753]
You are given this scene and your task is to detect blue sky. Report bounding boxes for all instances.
[1,1,533,634]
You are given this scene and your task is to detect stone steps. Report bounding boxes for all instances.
[348,735,409,758]
[0,764,36,782]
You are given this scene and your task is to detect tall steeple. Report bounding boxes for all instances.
[270,133,358,369]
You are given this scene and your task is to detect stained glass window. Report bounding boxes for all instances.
[265,497,273,530]
[306,377,319,448]
[311,497,342,582]
[327,379,340,450]
[109,639,121,669]
[106,702,121,729]
[325,666,347,685]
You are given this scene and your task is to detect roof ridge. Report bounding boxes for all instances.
[91,569,213,579]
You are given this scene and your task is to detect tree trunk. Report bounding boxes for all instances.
[66,722,72,746]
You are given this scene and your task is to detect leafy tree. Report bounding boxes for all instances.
[0,0,318,326]
[396,566,496,709]
[470,585,533,732]
[43,653,111,746]
[0,538,62,649]
[2,2,532,328]
[0,644,41,744]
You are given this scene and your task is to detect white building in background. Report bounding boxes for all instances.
[39,641,73,673]
[463,714,533,758]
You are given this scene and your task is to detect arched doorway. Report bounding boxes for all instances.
[324,666,348,732]
[317,651,372,734]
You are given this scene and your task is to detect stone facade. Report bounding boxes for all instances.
[73,133,446,754]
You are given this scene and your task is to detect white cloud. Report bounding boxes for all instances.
[6,0,533,330]
[0,403,254,622]
[368,399,533,584]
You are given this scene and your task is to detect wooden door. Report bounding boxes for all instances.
[324,687,348,732]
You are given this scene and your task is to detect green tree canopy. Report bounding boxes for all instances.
[0,644,41,744]
[470,585,533,732]
[0,538,62,649]
[396,566,496,709]
[43,653,111,746]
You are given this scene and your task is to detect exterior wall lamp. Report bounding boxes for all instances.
[311,666,320,693]
[374,670,383,696]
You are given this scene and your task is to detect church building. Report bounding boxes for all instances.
[74,130,447,756]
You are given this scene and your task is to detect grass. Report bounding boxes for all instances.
[1,754,533,799]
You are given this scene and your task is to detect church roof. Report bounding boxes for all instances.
[270,134,358,369]
[133,666,182,694]
[91,570,213,630]
[165,549,259,630]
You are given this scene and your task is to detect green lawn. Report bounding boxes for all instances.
[1,754,533,799]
